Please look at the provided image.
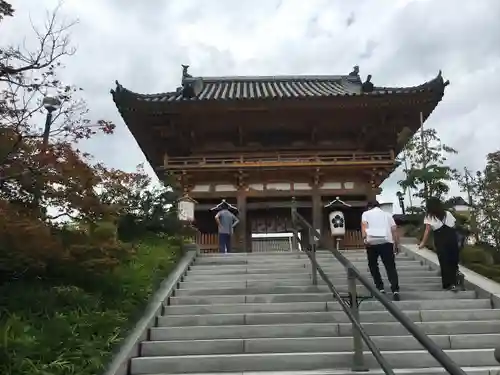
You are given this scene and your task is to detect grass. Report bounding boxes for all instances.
[0,235,182,375]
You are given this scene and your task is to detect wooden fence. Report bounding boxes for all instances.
[194,230,364,253]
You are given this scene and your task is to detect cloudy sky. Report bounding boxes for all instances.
[2,0,500,212]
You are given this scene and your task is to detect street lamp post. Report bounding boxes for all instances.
[396,191,406,215]
[34,96,61,218]
[41,96,61,149]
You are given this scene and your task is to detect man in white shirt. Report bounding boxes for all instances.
[361,201,401,301]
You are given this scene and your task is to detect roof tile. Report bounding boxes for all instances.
[112,71,448,104]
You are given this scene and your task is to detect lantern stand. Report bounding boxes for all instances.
[324,196,352,250]
[177,194,197,223]
[177,195,198,252]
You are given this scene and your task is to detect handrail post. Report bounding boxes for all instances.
[291,197,299,251]
[309,228,318,286]
[347,267,367,372]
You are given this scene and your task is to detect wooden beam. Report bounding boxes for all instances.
[195,200,368,210]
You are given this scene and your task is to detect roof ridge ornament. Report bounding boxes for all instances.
[349,65,360,77]
[181,64,192,80]
[362,74,374,93]
[324,196,352,208]
[440,70,450,87]
[180,64,204,99]
[110,80,123,94]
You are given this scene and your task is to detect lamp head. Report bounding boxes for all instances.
[42,96,61,112]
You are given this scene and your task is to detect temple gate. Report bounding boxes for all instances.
[112,65,448,252]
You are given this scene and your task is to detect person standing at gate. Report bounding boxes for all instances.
[361,201,401,301]
[418,197,460,292]
[215,201,240,253]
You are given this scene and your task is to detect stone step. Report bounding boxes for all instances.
[175,283,444,297]
[192,259,421,269]
[130,348,496,374]
[185,269,437,281]
[168,291,476,306]
[195,255,377,264]
[129,367,500,375]
[164,299,491,315]
[141,333,500,356]
[180,277,443,289]
[149,320,500,341]
[157,309,500,327]
[195,258,419,266]
[188,264,427,275]
[198,251,366,258]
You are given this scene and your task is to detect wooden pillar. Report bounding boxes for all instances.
[236,191,247,252]
[312,190,322,240]
[235,170,248,252]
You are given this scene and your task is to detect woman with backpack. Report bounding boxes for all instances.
[418,197,461,292]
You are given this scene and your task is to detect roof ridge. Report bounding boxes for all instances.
[183,75,360,82]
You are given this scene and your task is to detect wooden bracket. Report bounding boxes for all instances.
[236,170,248,190]
[312,168,321,187]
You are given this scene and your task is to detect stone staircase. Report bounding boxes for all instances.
[130,249,500,375]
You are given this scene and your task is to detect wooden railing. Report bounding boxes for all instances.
[325,230,364,250]
[194,230,364,253]
[194,232,222,253]
[164,151,393,170]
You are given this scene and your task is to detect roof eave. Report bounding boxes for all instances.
[111,70,449,107]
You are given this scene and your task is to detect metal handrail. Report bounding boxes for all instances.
[290,202,466,375]
[300,237,394,373]
[290,212,393,373]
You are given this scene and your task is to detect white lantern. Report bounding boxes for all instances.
[329,210,346,236]
[177,195,197,222]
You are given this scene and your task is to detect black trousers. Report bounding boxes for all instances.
[434,226,460,289]
[366,242,400,293]
[436,250,459,288]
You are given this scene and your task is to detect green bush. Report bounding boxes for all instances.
[460,246,493,265]
[0,235,182,375]
[467,263,500,282]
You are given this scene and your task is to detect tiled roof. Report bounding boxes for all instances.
[112,71,448,104]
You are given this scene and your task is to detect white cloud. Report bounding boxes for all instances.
[3,0,500,213]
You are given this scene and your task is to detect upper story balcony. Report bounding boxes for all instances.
[162,150,395,171]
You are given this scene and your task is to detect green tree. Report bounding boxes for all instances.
[0,3,115,219]
[454,167,481,242]
[475,151,500,251]
[397,127,457,208]
[94,165,182,241]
